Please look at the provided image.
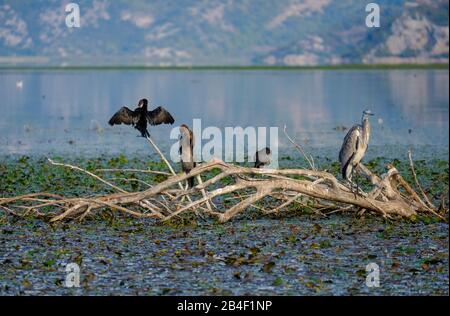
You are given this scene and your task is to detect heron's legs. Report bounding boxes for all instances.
[350,167,366,198]
[344,172,356,197]
[349,168,358,198]
[347,167,365,198]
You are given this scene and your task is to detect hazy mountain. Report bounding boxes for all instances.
[0,0,448,66]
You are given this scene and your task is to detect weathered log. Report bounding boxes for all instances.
[2,156,441,224]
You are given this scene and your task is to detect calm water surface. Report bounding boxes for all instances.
[0,69,448,157]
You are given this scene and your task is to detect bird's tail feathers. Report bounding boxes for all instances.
[140,129,150,138]
[342,162,352,181]
[342,153,355,181]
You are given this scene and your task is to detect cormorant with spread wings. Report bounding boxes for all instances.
[108,98,175,138]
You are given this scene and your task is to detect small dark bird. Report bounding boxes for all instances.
[179,124,196,188]
[254,147,272,168]
[108,98,175,138]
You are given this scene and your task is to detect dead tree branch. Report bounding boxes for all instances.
[2,154,444,224]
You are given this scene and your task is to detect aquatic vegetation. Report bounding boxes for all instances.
[0,215,447,295]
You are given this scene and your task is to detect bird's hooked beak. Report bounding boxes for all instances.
[363,109,374,116]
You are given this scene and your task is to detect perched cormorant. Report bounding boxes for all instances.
[108,98,174,138]
[179,124,196,188]
[254,147,272,168]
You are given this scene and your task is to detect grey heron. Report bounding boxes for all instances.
[254,147,272,168]
[109,98,175,138]
[179,124,196,188]
[339,109,374,188]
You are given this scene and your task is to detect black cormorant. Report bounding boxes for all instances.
[254,147,272,168]
[108,98,175,138]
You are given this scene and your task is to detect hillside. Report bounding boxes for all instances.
[0,0,448,66]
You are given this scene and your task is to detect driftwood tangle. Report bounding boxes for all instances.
[0,152,445,223]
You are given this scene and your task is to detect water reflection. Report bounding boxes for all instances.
[0,69,448,156]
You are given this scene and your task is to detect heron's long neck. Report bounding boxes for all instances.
[362,117,370,144]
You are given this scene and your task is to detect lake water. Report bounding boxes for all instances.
[0,69,448,158]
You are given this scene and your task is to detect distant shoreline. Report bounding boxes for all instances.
[0,63,448,71]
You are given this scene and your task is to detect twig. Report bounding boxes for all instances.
[325,205,353,215]
[283,125,316,170]
[407,150,436,210]
[47,158,163,217]
[395,173,446,221]
[264,193,302,214]
[78,206,93,221]
[145,136,194,202]
[96,168,171,176]
[48,158,127,193]
[145,136,177,176]
[0,206,20,216]
[0,193,64,206]
[196,175,215,211]
[108,177,153,188]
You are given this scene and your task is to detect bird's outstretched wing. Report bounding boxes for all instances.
[146,106,175,126]
[108,107,138,126]
[339,125,361,167]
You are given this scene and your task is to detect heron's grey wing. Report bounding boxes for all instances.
[339,125,361,166]
[108,107,138,126]
[146,106,175,126]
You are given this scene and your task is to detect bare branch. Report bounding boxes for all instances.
[408,150,436,210]
[3,152,443,224]
[283,125,316,170]
[96,168,171,176]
